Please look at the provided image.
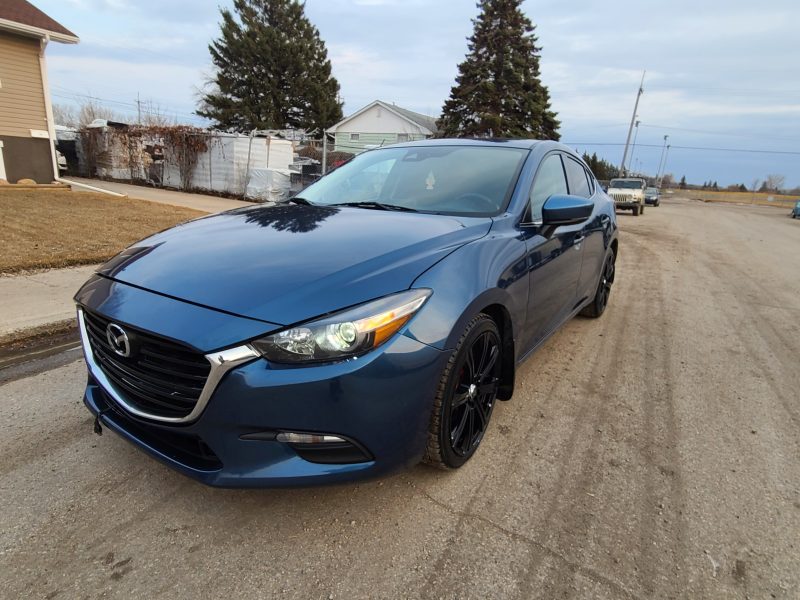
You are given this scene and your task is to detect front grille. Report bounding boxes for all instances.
[92,384,222,471]
[83,310,211,419]
[610,193,633,203]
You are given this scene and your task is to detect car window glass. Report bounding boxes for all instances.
[563,156,592,198]
[529,154,567,221]
[584,167,596,194]
[301,146,529,216]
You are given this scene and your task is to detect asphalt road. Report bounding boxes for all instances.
[1,197,799,599]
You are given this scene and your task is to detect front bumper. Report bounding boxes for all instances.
[77,280,449,488]
[614,201,641,209]
[84,330,447,487]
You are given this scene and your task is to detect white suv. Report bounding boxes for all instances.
[608,178,646,216]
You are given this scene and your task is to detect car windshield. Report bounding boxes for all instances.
[610,180,645,189]
[298,145,529,216]
[646,187,658,194]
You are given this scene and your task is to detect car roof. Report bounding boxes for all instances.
[386,137,553,151]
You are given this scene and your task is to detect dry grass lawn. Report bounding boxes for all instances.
[0,189,205,274]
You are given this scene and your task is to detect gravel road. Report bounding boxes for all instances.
[1,197,799,599]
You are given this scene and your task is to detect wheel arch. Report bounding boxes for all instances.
[478,303,515,400]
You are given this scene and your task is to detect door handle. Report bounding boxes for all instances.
[573,235,585,247]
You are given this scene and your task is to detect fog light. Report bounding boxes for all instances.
[276,432,346,444]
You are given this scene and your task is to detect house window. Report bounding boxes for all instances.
[350,133,360,141]
[397,133,409,143]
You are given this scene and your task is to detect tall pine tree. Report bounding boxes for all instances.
[197,0,342,134]
[439,0,559,139]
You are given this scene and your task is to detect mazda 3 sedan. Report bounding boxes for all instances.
[75,139,618,487]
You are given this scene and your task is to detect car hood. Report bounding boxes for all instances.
[98,204,491,326]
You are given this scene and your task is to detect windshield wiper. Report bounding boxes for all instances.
[285,196,314,205]
[331,201,418,212]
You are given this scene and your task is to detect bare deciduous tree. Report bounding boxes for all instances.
[78,98,118,128]
[52,103,78,128]
[765,174,785,192]
[138,100,176,127]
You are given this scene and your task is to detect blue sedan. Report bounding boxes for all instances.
[75,139,618,487]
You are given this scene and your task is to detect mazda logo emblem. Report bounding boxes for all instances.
[106,323,131,357]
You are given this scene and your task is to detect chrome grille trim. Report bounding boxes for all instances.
[77,308,260,424]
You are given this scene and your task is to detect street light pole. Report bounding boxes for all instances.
[619,70,645,176]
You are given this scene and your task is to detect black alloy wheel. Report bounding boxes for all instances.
[424,315,502,469]
[581,250,616,318]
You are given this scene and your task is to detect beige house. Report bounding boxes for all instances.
[0,0,78,183]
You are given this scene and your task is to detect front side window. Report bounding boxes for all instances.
[299,146,529,216]
[529,154,568,221]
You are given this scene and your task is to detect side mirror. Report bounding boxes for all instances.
[542,194,594,226]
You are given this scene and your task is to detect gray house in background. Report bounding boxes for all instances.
[328,100,438,154]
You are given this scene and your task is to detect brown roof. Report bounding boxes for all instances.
[0,0,77,41]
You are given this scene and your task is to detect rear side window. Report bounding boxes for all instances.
[529,154,567,221]
[563,156,592,198]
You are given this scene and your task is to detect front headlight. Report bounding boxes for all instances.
[251,289,431,364]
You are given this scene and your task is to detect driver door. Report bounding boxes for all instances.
[521,153,585,351]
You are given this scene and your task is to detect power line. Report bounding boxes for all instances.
[637,122,799,143]
[51,86,205,123]
[564,142,800,156]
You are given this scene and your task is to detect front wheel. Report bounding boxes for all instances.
[581,250,616,318]
[424,314,502,469]
[632,205,640,216]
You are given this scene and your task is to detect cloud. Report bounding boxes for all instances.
[38,0,800,185]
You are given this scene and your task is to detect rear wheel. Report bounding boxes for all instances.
[581,250,616,318]
[424,314,502,469]
[640,203,645,214]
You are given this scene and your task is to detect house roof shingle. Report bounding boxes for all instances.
[385,103,439,134]
[0,0,77,42]
[328,100,439,135]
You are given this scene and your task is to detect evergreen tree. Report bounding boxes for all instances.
[439,0,559,139]
[197,0,342,133]
[738,183,747,192]
[679,175,687,189]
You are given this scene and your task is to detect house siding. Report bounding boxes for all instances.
[0,31,48,137]
[0,30,53,182]
[335,132,427,154]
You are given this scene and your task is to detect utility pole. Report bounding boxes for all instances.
[619,70,645,176]
[658,144,671,188]
[627,119,641,172]
[656,134,669,184]
[136,92,142,124]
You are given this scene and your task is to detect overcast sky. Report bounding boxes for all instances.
[39,0,800,187]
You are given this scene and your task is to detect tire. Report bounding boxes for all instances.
[640,203,645,215]
[424,314,502,469]
[632,205,640,216]
[580,250,616,318]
